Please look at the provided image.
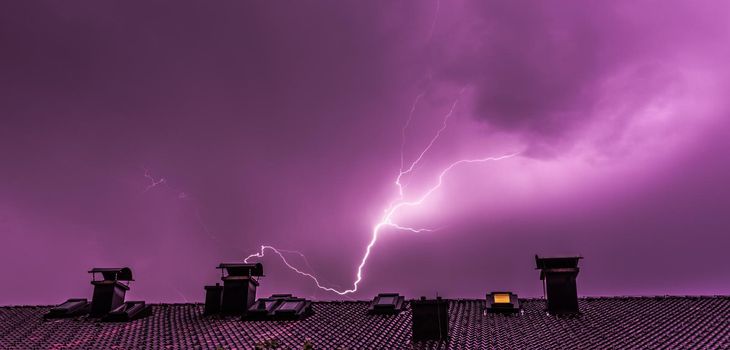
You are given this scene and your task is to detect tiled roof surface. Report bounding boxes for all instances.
[1,296,728,349]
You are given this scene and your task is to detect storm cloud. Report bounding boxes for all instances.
[424,1,730,157]
[1,1,728,304]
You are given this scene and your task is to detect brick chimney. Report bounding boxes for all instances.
[88,267,133,317]
[535,255,583,314]
[216,263,263,315]
[411,296,449,341]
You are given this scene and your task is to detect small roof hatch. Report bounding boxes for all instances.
[368,293,405,314]
[103,301,152,322]
[244,294,312,320]
[486,292,521,314]
[44,299,89,319]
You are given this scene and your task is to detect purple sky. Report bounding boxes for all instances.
[1,1,729,305]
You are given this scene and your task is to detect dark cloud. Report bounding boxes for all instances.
[426,1,730,156]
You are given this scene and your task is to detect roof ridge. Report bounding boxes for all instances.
[2,295,729,308]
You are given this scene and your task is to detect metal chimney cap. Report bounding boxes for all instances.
[88,267,133,281]
[535,255,583,269]
[217,262,264,277]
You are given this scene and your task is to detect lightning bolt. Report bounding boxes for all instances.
[395,88,464,198]
[427,0,441,43]
[140,167,245,253]
[271,248,319,277]
[244,90,519,295]
[143,168,166,192]
[244,2,517,295]
[398,91,425,185]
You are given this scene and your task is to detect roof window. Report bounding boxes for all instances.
[245,294,312,320]
[368,293,405,314]
[486,292,521,314]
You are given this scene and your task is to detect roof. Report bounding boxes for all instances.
[1,296,728,349]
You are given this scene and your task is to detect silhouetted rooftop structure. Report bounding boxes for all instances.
[486,292,521,314]
[217,263,264,278]
[246,294,313,320]
[368,293,406,315]
[207,262,263,316]
[411,296,449,341]
[88,267,134,282]
[4,296,728,349]
[14,256,730,348]
[44,267,151,321]
[536,255,582,314]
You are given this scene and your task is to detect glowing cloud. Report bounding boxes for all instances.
[244,90,518,295]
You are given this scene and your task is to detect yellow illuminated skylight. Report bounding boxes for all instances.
[493,293,511,303]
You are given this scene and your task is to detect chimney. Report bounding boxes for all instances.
[217,263,263,315]
[411,296,449,341]
[535,255,583,314]
[203,283,223,315]
[88,267,133,317]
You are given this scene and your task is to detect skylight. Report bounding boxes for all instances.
[369,293,405,314]
[246,295,313,320]
[486,292,521,314]
[44,299,89,319]
[277,301,302,312]
[493,293,511,304]
[377,296,396,305]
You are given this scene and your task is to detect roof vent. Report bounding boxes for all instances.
[411,296,449,341]
[88,267,133,317]
[103,301,151,322]
[368,293,405,315]
[209,263,264,315]
[245,294,312,320]
[535,255,583,314]
[486,292,521,314]
[44,299,90,319]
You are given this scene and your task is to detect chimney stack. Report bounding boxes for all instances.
[216,263,263,315]
[88,267,133,317]
[411,296,449,341]
[204,283,223,315]
[535,255,583,314]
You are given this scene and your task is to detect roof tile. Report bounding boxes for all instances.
[0,296,728,349]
